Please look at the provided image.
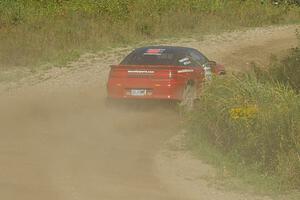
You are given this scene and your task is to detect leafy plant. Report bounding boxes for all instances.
[253,32,300,92]
[186,74,300,190]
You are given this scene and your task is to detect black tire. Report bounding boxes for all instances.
[180,83,197,111]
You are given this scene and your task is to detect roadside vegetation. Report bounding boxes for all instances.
[253,32,300,93]
[1,0,299,197]
[186,36,300,194]
[0,0,300,73]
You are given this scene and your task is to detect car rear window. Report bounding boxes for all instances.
[121,48,178,65]
[120,47,208,66]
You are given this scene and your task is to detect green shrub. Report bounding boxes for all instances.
[253,35,300,93]
[187,75,300,190]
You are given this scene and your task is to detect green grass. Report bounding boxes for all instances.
[0,0,300,72]
[185,42,300,196]
[185,75,300,194]
[253,33,300,93]
[186,132,300,199]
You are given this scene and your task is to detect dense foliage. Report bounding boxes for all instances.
[186,42,300,190]
[253,36,300,93]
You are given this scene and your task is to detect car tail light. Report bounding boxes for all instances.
[155,70,177,79]
[109,68,127,78]
[168,71,173,79]
[219,70,226,75]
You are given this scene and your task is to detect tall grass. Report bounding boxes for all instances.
[253,33,300,93]
[0,0,300,70]
[186,41,300,191]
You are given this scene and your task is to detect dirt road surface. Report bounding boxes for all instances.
[0,25,298,200]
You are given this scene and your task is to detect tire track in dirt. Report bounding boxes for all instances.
[0,25,298,200]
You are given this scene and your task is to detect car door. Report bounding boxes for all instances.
[188,49,208,86]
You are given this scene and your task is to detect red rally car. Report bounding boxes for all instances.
[107,46,225,102]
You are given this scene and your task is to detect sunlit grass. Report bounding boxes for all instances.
[0,0,299,70]
[185,71,300,192]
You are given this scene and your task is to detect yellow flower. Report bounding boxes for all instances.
[229,105,258,120]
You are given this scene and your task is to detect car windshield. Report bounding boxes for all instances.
[120,47,208,66]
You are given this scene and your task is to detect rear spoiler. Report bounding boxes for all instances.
[109,65,178,70]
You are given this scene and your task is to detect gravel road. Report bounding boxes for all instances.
[0,25,298,200]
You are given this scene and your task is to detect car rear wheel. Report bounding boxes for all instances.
[180,83,197,111]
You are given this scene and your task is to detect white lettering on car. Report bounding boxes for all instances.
[183,61,191,65]
[128,70,155,74]
[179,57,189,63]
[177,69,194,73]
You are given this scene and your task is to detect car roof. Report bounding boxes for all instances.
[134,46,198,53]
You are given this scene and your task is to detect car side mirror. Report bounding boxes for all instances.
[208,60,216,67]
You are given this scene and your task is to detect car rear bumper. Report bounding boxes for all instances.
[107,78,185,100]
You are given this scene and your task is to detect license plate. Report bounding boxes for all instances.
[131,89,146,96]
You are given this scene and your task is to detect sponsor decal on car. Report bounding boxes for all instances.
[177,69,194,73]
[127,70,155,74]
[144,49,166,55]
[183,61,191,65]
[179,57,189,63]
[179,57,192,65]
